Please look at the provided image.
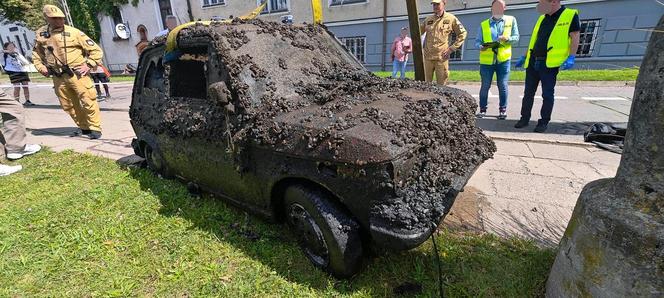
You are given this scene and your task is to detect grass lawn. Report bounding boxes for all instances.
[374,67,640,82]
[0,73,136,84]
[0,150,555,297]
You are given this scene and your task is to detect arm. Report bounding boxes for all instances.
[450,18,468,51]
[475,26,484,50]
[569,31,580,55]
[510,17,520,44]
[31,39,49,76]
[78,31,103,67]
[17,53,30,66]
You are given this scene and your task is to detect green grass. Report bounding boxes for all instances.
[0,150,555,297]
[0,73,136,84]
[374,67,640,82]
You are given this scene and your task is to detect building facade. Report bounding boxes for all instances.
[0,21,36,59]
[189,0,663,70]
[97,0,190,72]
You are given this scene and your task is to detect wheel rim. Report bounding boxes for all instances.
[287,203,329,267]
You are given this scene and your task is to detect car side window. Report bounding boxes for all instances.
[169,46,209,100]
[143,58,166,94]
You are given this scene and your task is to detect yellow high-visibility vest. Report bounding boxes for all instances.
[479,16,514,65]
[524,8,578,69]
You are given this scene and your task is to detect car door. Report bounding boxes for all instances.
[164,42,265,209]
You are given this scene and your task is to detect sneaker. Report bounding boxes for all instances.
[71,129,92,137]
[477,109,487,119]
[0,164,22,176]
[498,108,507,120]
[23,100,36,106]
[514,119,529,128]
[88,131,102,139]
[534,120,548,133]
[6,144,42,160]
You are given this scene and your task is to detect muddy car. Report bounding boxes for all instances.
[130,20,495,277]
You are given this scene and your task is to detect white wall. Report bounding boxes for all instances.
[98,0,190,72]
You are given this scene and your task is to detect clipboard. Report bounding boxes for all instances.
[482,41,501,49]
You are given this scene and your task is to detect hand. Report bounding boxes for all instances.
[74,64,90,76]
[515,55,526,68]
[498,36,509,42]
[561,55,575,70]
[480,45,489,51]
[442,48,454,60]
[38,66,49,77]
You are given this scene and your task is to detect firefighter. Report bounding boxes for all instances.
[32,5,104,139]
[420,0,467,85]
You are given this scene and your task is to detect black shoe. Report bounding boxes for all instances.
[514,119,529,128]
[534,121,548,133]
[88,131,102,139]
[23,100,36,106]
[71,129,92,137]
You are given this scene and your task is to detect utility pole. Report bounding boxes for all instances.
[60,0,74,26]
[406,0,424,81]
[311,0,323,25]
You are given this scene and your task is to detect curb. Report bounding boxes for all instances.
[488,135,595,148]
[448,81,635,87]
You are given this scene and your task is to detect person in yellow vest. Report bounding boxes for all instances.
[475,0,519,120]
[514,0,580,133]
[32,5,104,139]
[420,0,467,85]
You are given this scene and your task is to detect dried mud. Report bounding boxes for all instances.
[132,19,496,234]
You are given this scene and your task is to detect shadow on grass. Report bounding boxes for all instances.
[128,167,555,297]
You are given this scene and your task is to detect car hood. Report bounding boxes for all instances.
[259,88,446,164]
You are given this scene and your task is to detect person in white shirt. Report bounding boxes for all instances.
[157,15,178,37]
[2,42,34,106]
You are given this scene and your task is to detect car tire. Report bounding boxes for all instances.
[283,184,364,278]
[143,144,171,178]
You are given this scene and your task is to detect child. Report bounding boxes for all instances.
[2,42,34,106]
[90,64,111,99]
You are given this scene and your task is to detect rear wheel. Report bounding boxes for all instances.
[283,184,364,278]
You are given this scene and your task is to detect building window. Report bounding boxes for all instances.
[111,6,124,26]
[577,19,601,58]
[202,0,225,8]
[448,32,463,61]
[258,0,289,14]
[137,25,148,41]
[329,0,367,6]
[339,36,366,63]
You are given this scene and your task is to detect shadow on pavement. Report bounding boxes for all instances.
[477,117,627,137]
[24,104,129,112]
[29,126,79,137]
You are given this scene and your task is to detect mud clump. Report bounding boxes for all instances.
[132,19,496,234]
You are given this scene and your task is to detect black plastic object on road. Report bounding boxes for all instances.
[584,123,626,154]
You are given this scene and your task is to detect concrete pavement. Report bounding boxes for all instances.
[16,81,631,247]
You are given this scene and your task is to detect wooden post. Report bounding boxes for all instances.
[381,0,388,71]
[406,0,424,81]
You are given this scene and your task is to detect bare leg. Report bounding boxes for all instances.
[22,82,30,103]
[13,84,21,102]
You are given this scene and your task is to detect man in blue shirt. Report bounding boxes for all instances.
[475,0,519,120]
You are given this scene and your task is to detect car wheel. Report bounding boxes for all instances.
[143,144,171,178]
[283,184,364,278]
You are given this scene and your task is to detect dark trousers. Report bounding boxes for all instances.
[520,60,560,124]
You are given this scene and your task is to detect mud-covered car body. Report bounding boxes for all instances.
[130,21,494,255]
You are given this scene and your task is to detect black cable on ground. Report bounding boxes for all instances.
[430,223,445,298]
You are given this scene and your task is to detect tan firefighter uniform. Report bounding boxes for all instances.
[421,5,467,85]
[32,5,104,133]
